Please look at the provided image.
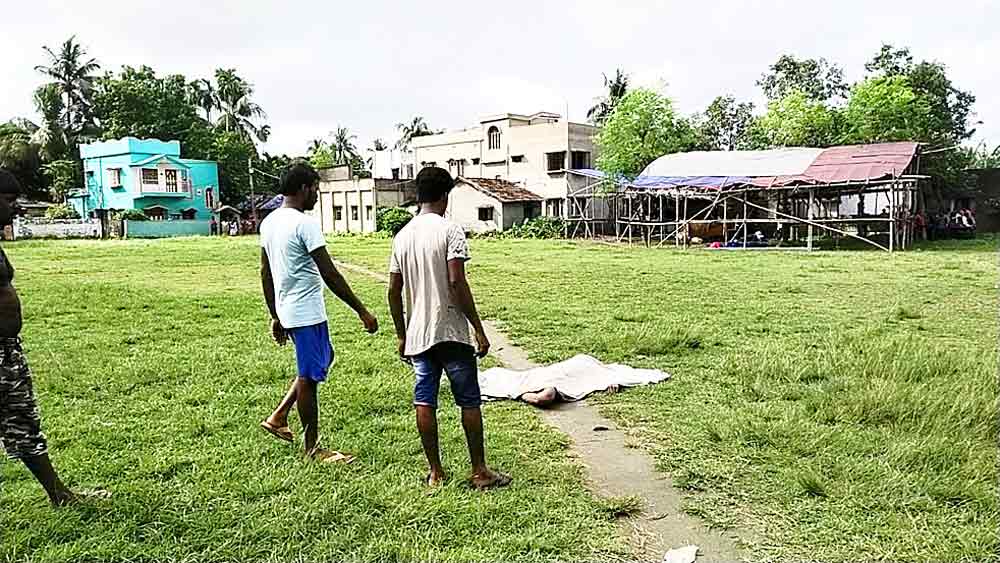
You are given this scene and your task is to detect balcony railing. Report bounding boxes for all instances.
[139,179,193,196]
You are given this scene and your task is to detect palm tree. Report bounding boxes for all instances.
[187,78,218,123]
[308,138,325,155]
[213,69,269,143]
[330,127,358,165]
[395,116,433,149]
[30,84,69,161]
[34,36,100,136]
[587,69,629,125]
[371,138,388,151]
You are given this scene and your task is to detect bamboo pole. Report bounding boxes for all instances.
[889,182,895,253]
[740,197,890,252]
[742,194,748,249]
[807,189,815,251]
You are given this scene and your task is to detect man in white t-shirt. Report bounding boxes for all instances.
[387,167,511,489]
[259,163,378,463]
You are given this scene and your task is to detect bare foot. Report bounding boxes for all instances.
[470,469,512,490]
[521,387,558,407]
[426,471,447,487]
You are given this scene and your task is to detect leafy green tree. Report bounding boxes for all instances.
[0,122,46,199]
[395,116,434,149]
[41,159,80,202]
[863,44,976,145]
[595,88,698,179]
[205,131,257,206]
[587,69,629,125]
[45,203,79,219]
[34,36,100,138]
[755,90,842,147]
[92,66,213,158]
[842,76,932,143]
[695,95,755,151]
[31,84,70,161]
[758,55,847,102]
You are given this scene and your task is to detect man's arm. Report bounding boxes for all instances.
[260,249,286,345]
[310,246,378,333]
[448,258,489,358]
[388,272,407,359]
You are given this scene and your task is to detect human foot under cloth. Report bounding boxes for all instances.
[478,355,670,407]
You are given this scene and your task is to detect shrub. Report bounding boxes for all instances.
[503,217,565,239]
[376,207,413,235]
[120,209,148,222]
[44,204,79,220]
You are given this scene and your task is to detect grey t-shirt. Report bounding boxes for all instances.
[389,213,473,356]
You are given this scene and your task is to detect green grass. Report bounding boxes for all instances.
[0,238,625,562]
[331,234,999,561]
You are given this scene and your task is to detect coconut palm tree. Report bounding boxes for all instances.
[371,138,388,151]
[213,69,269,143]
[587,69,629,125]
[330,127,358,165]
[34,36,100,136]
[187,78,218,123]
[395,116,433,149]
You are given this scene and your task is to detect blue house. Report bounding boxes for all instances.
[70,138,220,221]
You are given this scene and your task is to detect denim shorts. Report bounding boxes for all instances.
[411,342,481,409]
[288,322,334,383]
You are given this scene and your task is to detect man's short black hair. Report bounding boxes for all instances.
[280,162,320,196]
[0,169,22,195]
[416,167,454,203]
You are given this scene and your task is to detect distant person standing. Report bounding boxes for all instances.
[387,167,511,489]
[229,220,239,237]
[0,170,104,505]
[210,216,219,236]
[259,163,378,462]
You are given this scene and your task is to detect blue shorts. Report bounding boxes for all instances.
[288,322,334,383]
[411,342,481,409]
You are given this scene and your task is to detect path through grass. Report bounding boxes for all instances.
[331,234,999,561]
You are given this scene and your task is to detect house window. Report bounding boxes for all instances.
[86,171,95,186]
[145,208,165,221]
[335,206,343,221]
[391,167,400,180]
[351,206,359,221]
[478,207,494,222]
[182,209,196,220]
[450,159,465,177]
[108,169,122,187]
[365,205,373,220]
[405,164,414,178]
[511,155,524,163]
[525,203,541,219]
[546,152,566,172]
[142,168,159,185]
[571,151,591,169]
[165,169,178,193]
[487,126,501,150]
[205,188,215,209]
[547,198,564,217]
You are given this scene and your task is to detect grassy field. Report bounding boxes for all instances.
[2,235,997,562]
[0,238,626,562]
[330,234,999,562]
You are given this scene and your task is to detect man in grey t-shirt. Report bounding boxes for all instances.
[388,167,511,489]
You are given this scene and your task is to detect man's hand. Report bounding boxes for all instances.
[271,318,288,346]
[474,329,491,359]
[397,337,408,362]
[359,310,379,334]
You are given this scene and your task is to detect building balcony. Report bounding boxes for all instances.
[136,180,193,198]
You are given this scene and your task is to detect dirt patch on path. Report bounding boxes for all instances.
[337,261,744,561]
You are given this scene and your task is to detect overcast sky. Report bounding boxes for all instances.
[3,0,996,156]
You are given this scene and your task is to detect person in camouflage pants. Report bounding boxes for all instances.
[1,169,103,506]
[1,338,49,461]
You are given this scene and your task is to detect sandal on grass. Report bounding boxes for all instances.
[307,448,356,464]
[260,420,295,443]
[470,471,512,490]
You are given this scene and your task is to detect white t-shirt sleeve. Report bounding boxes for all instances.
[446,223,470,262]
[298,217,327,253]
[388,241,402,274]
